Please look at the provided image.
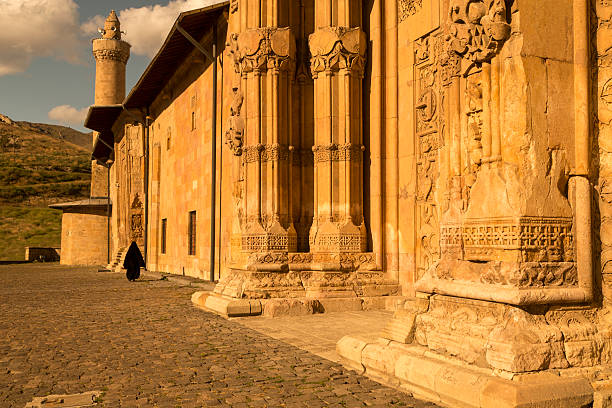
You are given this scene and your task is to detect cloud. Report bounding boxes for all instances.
[0,0,82,76]
[81,0,223,58]
[48,105,89,127]
[80,14,106,39]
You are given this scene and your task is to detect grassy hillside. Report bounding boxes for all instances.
[0,206,62,261]
[0,116,92,260]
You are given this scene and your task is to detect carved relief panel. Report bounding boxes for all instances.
[414,35,442,278]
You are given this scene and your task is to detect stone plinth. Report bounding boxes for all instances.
[204,251,401,316]
[337,335,594,408]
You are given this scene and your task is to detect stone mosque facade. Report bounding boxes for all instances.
[58,0,612,405]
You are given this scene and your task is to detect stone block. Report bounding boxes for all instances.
[594,387,612,408]
[362,341,399,377]
[191,291,209,307]
[395,354,442,403]
[203,294,262,317]
[380,310,417,343]
[361,295,407,311]
[336,335,369,374]
[481,375,593,408]
[261,298,323,317]
[26,391,101,407]
[435,366,488,408]
[318,297,363,313]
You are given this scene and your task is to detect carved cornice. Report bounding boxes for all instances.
[308,26,367,77]
[93,49,129,64]
[312,143,365,163]
[229,27,296,74]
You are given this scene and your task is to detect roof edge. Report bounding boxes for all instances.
[123,1,229,109]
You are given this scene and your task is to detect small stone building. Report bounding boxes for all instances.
[76,0,612,406]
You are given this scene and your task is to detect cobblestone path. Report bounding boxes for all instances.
[0,264,438,407]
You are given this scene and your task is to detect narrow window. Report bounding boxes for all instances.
[191,111,196,130]
[161,218,167,254]
[166,127,171,150]
[188,211,196,256]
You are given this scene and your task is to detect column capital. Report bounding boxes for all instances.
[229,27,296,74]
[308,26,367,77]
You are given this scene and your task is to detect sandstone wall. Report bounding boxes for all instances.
[144,19,231,280]
[60,208,109,266]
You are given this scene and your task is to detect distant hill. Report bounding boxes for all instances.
[0,113,92,260]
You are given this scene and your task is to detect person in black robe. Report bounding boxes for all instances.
[124,241,145,281]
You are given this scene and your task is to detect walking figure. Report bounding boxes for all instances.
[124,241,144,281]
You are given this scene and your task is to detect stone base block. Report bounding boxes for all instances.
[337,336,594,408]
[195,292,407,318]
[595,387,612,408]
[381,310,417,344]
[26,391,102,407]
[213,267,400,301]
[198,293,262,317]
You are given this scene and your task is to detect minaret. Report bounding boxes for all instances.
[90,10,130,197]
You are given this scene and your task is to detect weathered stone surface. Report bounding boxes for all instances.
[380,309,417,344]
[203,294,262,317]
[594,387,612,408]
[262,298,323,317]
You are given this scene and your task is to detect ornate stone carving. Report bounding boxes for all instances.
[309,27,367,76]
[414,36,430,65]
[130,193,142,209]
[447,0,511,64]
[130,213,143,238]
[230,0,238,14]
[399,0,424,22]
[232,27,296,73]
[225,86,244,156]
[464,74,483,189]
[309,229,367,253]
[462,217,574,263]
[93,49,129,64]
[312,143,365,163]
[241,231,297,252]
[242,144,290,163]
[414,34,442,278]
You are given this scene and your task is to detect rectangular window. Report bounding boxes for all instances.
[188,211,196,256]
[161,218,167,254]
[191,111,196,130]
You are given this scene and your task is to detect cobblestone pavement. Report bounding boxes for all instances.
[0,264,439,407]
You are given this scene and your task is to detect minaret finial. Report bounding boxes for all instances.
[98,10,121,40]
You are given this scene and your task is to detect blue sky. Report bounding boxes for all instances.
[0,0,218,132]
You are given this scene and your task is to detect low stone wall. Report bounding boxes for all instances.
[24,247,61,262]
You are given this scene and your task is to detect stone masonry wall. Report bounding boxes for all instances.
[60,208,109,266]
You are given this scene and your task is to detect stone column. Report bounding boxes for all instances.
[226,2,298,264]
[91,11,130,198]
[308,0,367,254]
